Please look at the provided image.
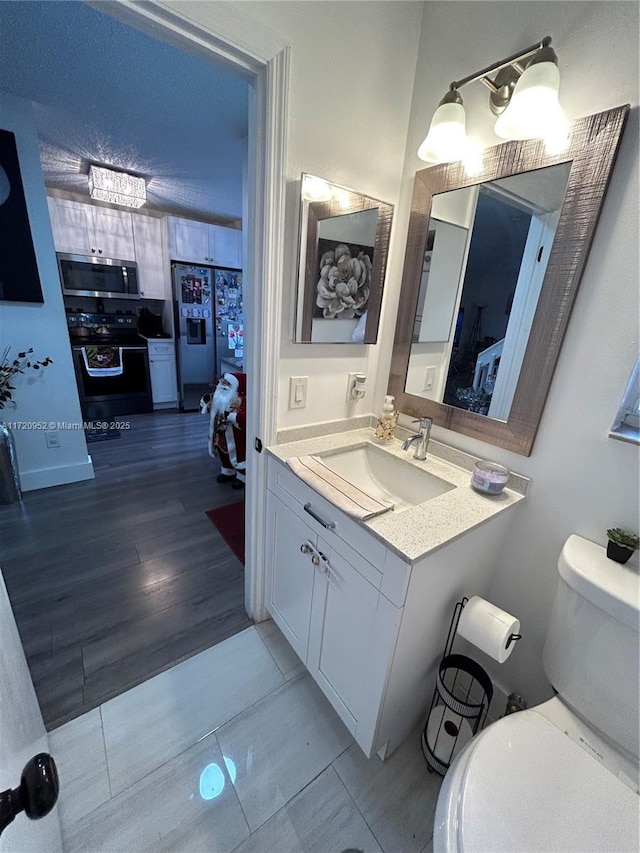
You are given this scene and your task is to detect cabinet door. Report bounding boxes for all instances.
[90,207,135,259]
[171,218,210,263]
[307,542,381,738]
[209,224,242,269]
[47,197,93,254]
[265,493,316,663]
[133,216,166,299]
[148,352,177,405]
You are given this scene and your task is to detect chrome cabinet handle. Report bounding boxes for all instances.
[311,554,320,566]
[300,543,312,554]
[321,558,338,590]
[303,503,336,531]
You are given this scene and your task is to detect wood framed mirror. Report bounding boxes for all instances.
[388,105,629,456]
[295,174,393,344]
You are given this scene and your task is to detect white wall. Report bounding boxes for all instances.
[0,91,93,490]
[0,573,63,852]
[385,1,639,705]
[164,1,639,707]
[193,0,424,427]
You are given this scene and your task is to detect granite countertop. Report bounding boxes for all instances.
[267,427,529,562]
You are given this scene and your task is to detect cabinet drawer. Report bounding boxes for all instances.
[147,341,174,355]
[267,455,385,590]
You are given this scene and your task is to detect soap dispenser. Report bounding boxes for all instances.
[374,395,399,442]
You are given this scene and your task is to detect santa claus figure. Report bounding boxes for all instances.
[200,373,246,489]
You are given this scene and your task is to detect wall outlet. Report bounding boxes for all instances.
[289,376,308,409]
[346,372,366,402]
[45,430,60,448]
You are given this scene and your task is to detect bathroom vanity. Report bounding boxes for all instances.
[265,428,527,758]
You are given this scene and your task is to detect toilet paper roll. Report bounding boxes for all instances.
[425,705,473,764]
[457,596,520,663]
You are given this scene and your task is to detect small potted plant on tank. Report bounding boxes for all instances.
[606,528,640,565]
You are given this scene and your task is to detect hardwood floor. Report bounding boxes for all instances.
[0,411,251,730]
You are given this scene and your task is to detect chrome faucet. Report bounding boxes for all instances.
[402,417,432,460]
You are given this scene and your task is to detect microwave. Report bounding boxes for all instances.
[57,253,139,300]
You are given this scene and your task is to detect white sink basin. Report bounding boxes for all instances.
[317,443,454,512]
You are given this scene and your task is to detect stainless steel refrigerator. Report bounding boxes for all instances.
[172,263,243,411]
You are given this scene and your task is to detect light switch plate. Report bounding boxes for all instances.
[424,366,436,391]
[289,376,308,409]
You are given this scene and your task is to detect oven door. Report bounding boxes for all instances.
[59,253,139,299]
[72,345,153,419]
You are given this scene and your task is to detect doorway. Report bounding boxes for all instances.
[0,0,286,724]
[100,0,288,623]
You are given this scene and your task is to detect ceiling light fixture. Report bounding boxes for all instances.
[417,36,569,165]
[88,164,147,208]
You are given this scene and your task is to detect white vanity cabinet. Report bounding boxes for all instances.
[167,216,242,268]
[147,340,178,407]
[266,483,402,756]
[48,197,135,259]
[266,449,517,759]
[306,534,402,752]
[266,494,317,661]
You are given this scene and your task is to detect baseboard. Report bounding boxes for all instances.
[487,681,510,724]
[461,674,510,725]
[20,456,95,492]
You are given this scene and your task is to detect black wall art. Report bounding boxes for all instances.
[0,128,44,303]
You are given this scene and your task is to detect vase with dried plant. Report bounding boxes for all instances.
[0,347,53,504]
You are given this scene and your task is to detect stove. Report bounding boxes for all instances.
[67,312,147,348]
[67,313,153,419]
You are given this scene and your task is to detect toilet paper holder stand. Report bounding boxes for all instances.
[453,596,522,654]
[422,597,520,776]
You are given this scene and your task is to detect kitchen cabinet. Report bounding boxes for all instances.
[147,340,178,407]
[48,196,135,259]
[265,449,516,759]
[132,215,167,299]
[167,216,242,268]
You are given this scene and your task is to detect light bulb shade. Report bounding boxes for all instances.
[88,165,146,208]
[494,60,568,142]
[301,174,332,202]
[418,101,467,163]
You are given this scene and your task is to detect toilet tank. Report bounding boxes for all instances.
[543,534,640,760]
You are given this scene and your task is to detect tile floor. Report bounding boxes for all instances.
[49,621,442,853]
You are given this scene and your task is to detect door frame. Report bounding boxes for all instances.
[96,0,289,621]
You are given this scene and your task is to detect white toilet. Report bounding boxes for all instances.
[433,534,640,852]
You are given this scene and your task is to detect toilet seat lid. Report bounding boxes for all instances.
[454,711,639,852]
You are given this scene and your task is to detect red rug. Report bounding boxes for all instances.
[206,501,245,564]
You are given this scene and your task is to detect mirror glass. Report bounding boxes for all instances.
[388,106,629,455]
[406,162,571,420]
[295,174,393,344]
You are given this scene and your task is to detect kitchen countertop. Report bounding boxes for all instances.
[267,427,528,563]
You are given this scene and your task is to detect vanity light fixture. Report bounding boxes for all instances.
[301,174,333,202]
[417,36,569,165]
[88,164,147,208]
